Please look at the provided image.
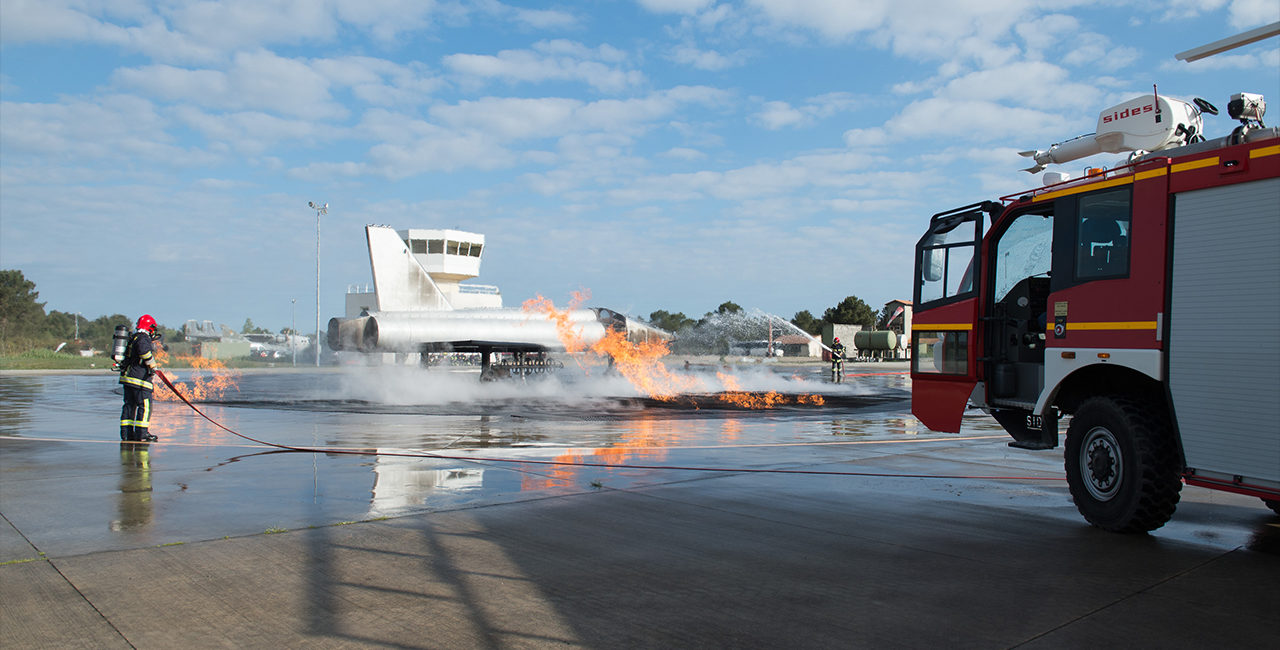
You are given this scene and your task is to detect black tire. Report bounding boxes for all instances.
[1265,499,1280,516]
[1064,395,1182,533]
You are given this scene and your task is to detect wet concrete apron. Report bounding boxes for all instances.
[2,370,1276,647]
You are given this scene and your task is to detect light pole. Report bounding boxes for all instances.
[291,298,297,367]
[308,201,327,367]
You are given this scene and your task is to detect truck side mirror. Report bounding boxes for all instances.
[923,249,944,282]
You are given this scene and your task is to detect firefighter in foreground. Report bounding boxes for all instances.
[117,315,160,442]
[830,337,845,383]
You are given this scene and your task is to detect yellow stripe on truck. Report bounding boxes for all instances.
[1250,144,1279,159]
[1047,321,1158,331]
[1171,157,1218,173]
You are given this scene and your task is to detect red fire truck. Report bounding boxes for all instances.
[910,89,1279,533]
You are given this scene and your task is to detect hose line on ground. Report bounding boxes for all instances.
[155,370,1063,482]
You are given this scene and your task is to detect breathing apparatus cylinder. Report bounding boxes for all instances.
[111,325,130,367]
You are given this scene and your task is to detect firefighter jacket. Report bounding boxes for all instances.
[119,331,156,391]
[832,342,846,360]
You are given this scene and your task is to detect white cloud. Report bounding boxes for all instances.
[429,86,728,142]
[288,109,527,180]
[433,97,581,140]
[889,97,1067,143]
[1157,0,1230,22]
[940,61,1102,109]
[745,0,892,40]
[0,94,218,165]
[444,40,644,91]
[1015,13,1080,54]
[0,0,454,63]
[174,108,328,155]
[605,150,883,205]
[662,147,707,160]
[754,92,859,129]
[848,60,1107,152]
[1060,32,1140,70]
[164,0,337,52]
[508,6,579,29]
[636,0,717,15]
[333,0,448,41]
[841,127,890,148]
[0,0,131,45]
[669,44,743,71]
[113,50,345,119]
[743,0,1077,71]
[1226,0,1280,28]
[755,101,806,129]
[311,56,442,105]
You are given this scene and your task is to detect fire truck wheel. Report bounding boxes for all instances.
[1265,499,1280,516]
[1064,395,1182,533]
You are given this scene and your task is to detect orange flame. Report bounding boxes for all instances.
[715,372,824,408]
[152,347,241,402]
[595,329,699,400]
[524,295,824,409]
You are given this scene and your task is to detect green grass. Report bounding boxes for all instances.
[0,349,111,370]
[0,557,44,566]
[0,349,298,371]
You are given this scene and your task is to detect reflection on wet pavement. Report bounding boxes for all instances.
[112,443,154,532]
[1,367,1274,558]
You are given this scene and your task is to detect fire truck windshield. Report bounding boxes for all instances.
[993,212,1054,302]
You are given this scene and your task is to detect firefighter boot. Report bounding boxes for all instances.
[121,425,132,441]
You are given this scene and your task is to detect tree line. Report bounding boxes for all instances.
[646,295,893,337]
[0,269,294,357]
[0,269,181,355]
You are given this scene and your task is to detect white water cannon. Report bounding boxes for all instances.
[1018,94,1209,173]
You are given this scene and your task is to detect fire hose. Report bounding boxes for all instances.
[154,369,1063,482]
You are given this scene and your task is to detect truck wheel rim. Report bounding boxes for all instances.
[1081,426,1121,501]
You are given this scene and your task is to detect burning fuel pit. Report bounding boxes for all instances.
[638,391,908,412]
[198,391,909,422]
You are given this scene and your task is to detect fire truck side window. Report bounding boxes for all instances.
[1076,188,1131,280]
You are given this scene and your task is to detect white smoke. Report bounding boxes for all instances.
[326,357,867,406]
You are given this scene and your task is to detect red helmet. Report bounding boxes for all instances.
[136,314,157,333]
[833,337,840,343]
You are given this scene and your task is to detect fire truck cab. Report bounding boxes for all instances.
[910,91,1280,532]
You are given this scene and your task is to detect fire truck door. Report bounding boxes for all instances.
[986,208,1054,406]
[912,204,988,433]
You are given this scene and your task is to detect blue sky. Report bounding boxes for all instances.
[2,0,1277,334]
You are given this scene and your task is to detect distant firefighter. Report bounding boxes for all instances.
[831,337,846,383]
[117,315,160,442]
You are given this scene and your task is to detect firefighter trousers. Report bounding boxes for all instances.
[121,385,153,441]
